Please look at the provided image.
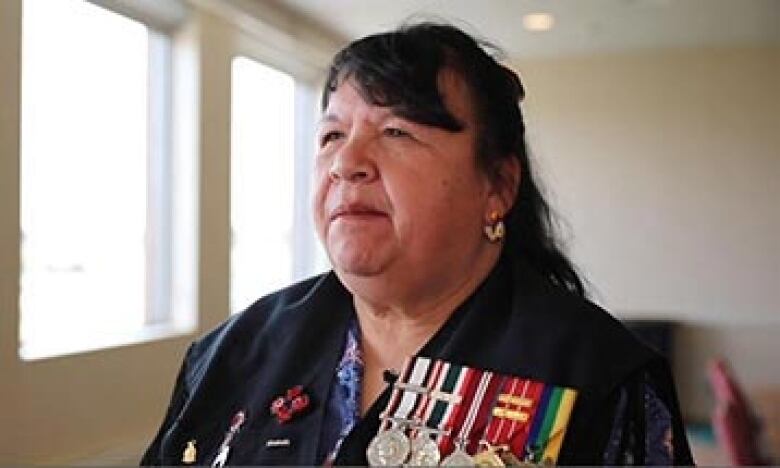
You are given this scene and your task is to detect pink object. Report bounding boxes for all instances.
[707,358,766,465]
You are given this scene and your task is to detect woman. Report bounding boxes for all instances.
[141,23,693,466]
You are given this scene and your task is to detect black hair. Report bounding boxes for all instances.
[321,22,586,297]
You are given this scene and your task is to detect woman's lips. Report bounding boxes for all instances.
[329,204,389,222]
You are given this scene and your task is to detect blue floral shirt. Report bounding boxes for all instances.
[318,317,362,465]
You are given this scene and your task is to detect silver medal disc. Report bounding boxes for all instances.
[407,434,441,466]
[367,427,411,466]
[441,446,476,466]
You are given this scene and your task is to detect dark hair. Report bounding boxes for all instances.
[321,22,586,297]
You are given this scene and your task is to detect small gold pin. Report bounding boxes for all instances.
[497,394,533,407]
[492,407,530,422]
[182,440,196,464]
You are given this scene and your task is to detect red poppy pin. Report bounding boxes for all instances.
[270,385,310,423]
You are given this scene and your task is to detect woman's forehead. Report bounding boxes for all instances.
[320,81,395,123]
[323,73,475,128]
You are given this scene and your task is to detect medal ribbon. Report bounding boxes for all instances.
[435,362,472,450]
[382,356,439,433]
[523,386,577,463]
[408,359,445,436]
[457,370,491,448]
[466,373,506,455]
[481,377,547,459]
[380,358,415,430]
[439,364,482,451]
[390,357,432,423]
[417,360,468,456]
[374,357,578,464]
[448,369,505,455]
[484,377,525,446]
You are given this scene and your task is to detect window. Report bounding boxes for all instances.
[230,56,297,313]
[19,0,188,359]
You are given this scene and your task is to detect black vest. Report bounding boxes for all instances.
[141,255,690,465]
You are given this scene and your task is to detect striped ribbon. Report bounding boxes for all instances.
[383,357,578,465]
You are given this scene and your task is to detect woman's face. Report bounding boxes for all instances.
[313,72,502,300]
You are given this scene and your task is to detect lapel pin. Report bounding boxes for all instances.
[270,385,311,424]
[212,410,246,468]
[182,440,197,464]
[265,438,292,448]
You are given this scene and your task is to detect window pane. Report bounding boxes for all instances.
[231,57,295,313]
[20,0,149,357]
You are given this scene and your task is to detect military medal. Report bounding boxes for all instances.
[367,358,429,466]
[441,445,476,466]
[405,360,448,466]
[367,421,412,466]
[474,443,506,466]
[441,369,499,464]
[407,429,442,466]
[476,377,534,466]
[498,447,524,466]
[368,357,579,467]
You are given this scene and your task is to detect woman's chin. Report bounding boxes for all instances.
[328,246,389,277]
[332,256,384,277]
[326,235,395,276]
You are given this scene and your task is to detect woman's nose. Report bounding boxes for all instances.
[328,137,378,183]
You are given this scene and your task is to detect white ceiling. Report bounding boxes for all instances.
[268,0,780,59]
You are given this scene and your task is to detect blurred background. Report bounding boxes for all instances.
[0,0,778,464]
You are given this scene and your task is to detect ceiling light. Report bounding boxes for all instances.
[522,13,555,32]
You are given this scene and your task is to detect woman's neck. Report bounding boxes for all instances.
[352,249,500,412]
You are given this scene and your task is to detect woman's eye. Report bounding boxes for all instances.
[383,127,411,138]
[319,131,344,147]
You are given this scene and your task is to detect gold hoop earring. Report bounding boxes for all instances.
[484,211,505,243]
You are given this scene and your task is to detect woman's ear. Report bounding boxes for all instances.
[488,156,521,215]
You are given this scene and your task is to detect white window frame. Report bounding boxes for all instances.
[146,28,174,325]
[228,30,330,300]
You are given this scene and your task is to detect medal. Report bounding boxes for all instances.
[498,447,524,466]
[439,367,499,463]
[368,356,578,467]
[366,423,411,466]
[407,430,441,466]
[441,440,476,466]
[404,360,447,467]
[367,358,429,466]
[473,444,506,466]
[479,378,540,465]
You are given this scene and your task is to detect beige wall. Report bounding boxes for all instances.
[515,47,780,419]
